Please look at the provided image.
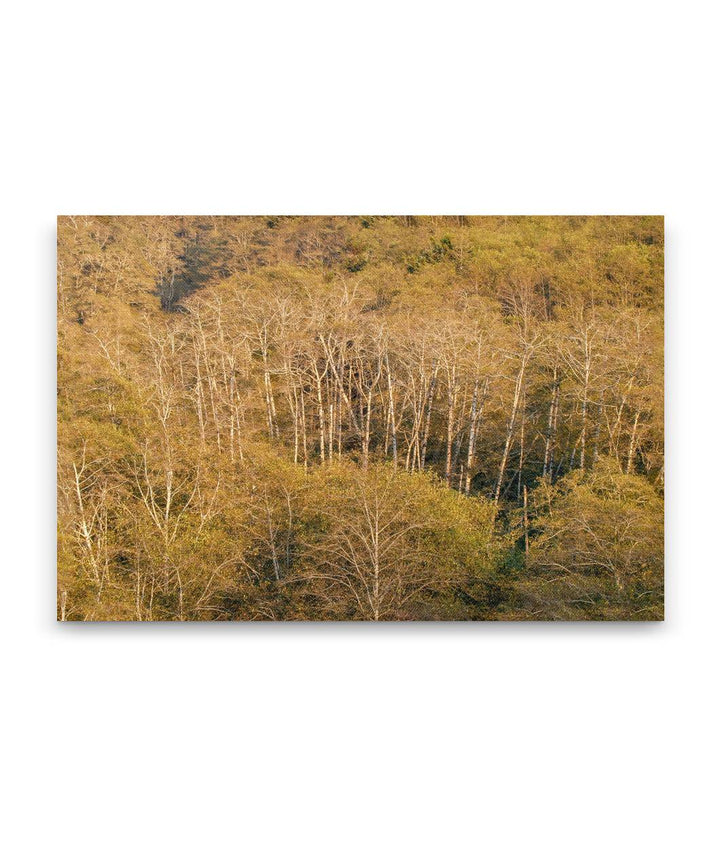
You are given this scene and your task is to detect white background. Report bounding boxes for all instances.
[1,1,718,854]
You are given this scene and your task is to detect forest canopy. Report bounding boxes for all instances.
[57,215,664,620]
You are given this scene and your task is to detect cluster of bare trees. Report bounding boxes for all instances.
[133,280,661,503]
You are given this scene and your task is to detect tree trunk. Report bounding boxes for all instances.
[543,368,559,478]
[494,357,526,505]
[386,355,398,468]
[420,365,438,471]
[626,410,640,474]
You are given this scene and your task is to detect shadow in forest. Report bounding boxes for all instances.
[157,223,233,311]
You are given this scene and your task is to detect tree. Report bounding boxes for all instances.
[520,458,663,619]
[295,463,494,620]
